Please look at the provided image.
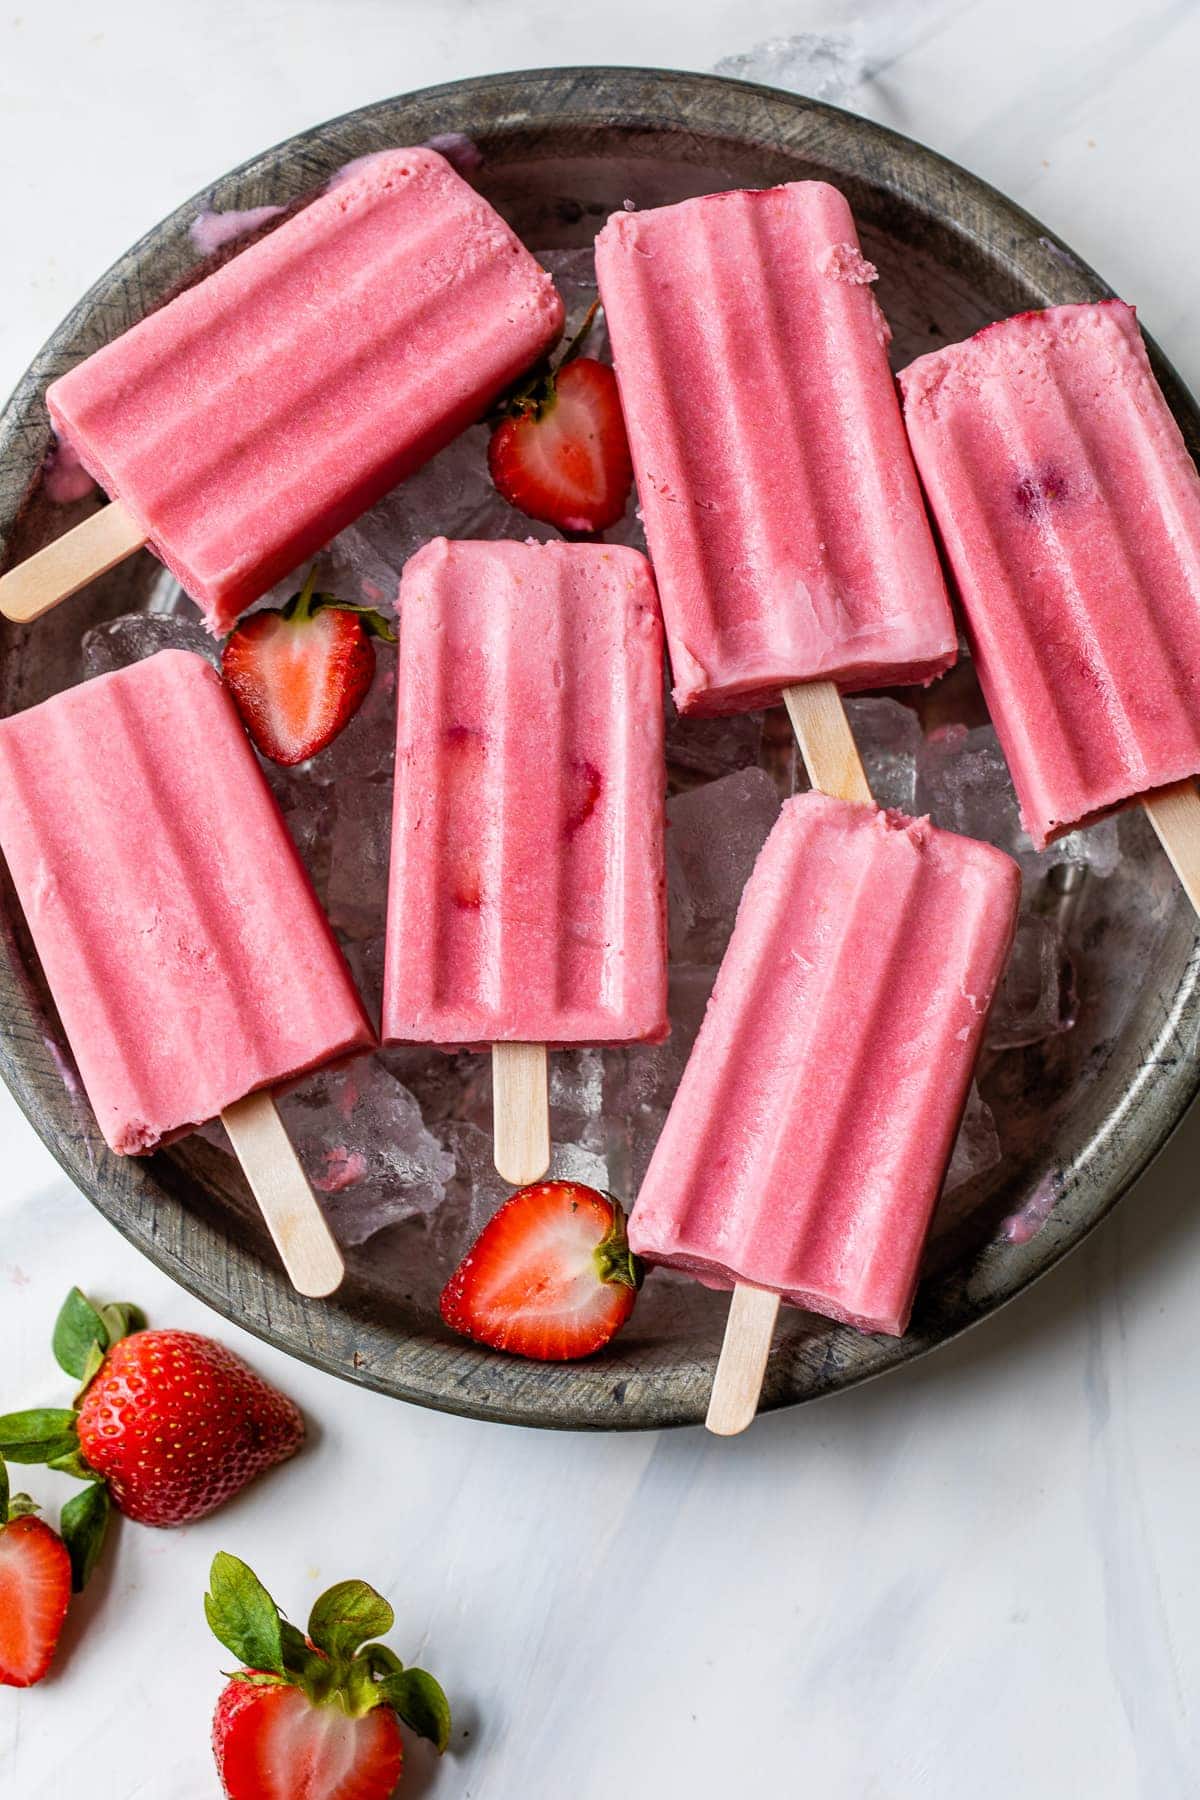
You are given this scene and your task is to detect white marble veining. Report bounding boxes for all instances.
[4,2,1200,1794]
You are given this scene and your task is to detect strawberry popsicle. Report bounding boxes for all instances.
[0,650,374,1154]
[900,300,1200,853]
[384,538,668,1181]
[594,181,956,716]
[630,793,1020,1336]
[4,149,563,633]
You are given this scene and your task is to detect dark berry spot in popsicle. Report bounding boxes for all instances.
[443,725,487,908]
[452,870,483,911]
[443,722,488,759]
[564,759,603,839]
[1014,465,1070,520]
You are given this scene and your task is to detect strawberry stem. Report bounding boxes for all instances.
[593,1197,644,1291]
[558,297,602,369]
[289,564,323,626]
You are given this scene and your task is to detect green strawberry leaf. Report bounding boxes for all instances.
[0,1408,79,1465]
[205,1553,285,1676]
[47,1447,102,1482]
[308,1579,395,1662]
[52,1288,108,1379]
[379,1666,453,1753]
[6,1494,40,1520]
[60,1481,111,1591]
[73,1341,106,1402]
[99,1302,146,1345]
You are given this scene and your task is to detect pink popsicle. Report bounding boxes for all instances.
[630,793,1020,1336]
[383,537,668,1048]
[0,650,374,1154]
[594,181,956,716]
[900,300,1200,849]
[43,149,564,633]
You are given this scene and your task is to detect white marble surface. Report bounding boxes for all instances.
[4,2,1200,1794]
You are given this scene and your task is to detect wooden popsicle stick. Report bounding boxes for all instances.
[706,1286,782,1435]
[707,678,871,1437]
[492,1042,551,1185]
[0,502,147,624]
[783,680,874,804]
[1143,780,1200,917]
[220,1090,345,1299]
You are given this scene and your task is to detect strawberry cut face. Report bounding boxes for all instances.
[221,569,395,767]
[488,357,633,535]
[214,1681,404,1800]
[440,1181,643,1361]
[0,1516,71,1689]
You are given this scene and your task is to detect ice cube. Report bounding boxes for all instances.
[549,1049,607,1153]
[917,723,1022,848]
[942,1082,1002,1196]
[548,1140,611,1189]
[666,768,780,962]
[342,934,386,1027]
[427,1120,512,1266]
[918,722,1120,880]
[264,763,332,899]
[318,656,397,785]
[606,964,715,1191]
[665,700,765,781]
[81,611,218,678]
[326,778,392,940]
[986,912,1070,1049]
[1035,817,1121,881]
[845,697,921,813]
[277,1056,455,1246]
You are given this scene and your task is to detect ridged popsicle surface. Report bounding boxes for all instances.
[594,181,955,716]
[384,538,667,1047]
[901,300,1200,847]
[0,651,374,1153]
[47,149,564,632]
[628,794,1020,1336]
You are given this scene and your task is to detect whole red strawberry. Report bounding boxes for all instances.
[223,564,396,765]
[0,1290,303,1545]
[0,1460,71,1688]
[441,1181,643,1360]
[77,1330,303,1526]
[207,1553,450,1800]
[488,301,633,534]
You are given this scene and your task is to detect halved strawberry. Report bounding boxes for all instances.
[207,1553,450,1800]
[440,1182,643,1360]
[223,566,396,765]
[488,303,633,533]
[0,1461,71,1688]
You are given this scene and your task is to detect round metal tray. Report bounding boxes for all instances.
[1,68,1196,1429]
